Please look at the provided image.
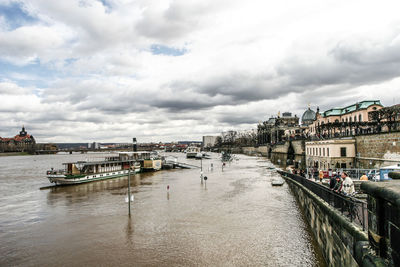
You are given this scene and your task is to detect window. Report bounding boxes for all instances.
[349,117,352,122]
[340,147,347,157]
[319,148,321,156]
[323,148,325,156]
[327,148,330,157]
[313,148,315,155]
[359,114,362,121]
[354,116,356,122]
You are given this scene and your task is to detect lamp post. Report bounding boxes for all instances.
[128,161,131,216]
[132,138,137,152]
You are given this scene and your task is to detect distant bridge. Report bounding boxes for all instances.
[35,148,135,154]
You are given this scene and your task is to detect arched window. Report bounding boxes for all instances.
[359,114,362,121]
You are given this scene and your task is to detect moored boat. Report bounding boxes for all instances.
[46,152,157,185]
[271,178,285,186]
[186,146,201,158]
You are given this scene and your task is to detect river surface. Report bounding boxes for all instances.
[0,152,325,266]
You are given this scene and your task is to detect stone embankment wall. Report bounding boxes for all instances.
[242,146,269,156]
[356,132,400,168]
[271,142,289,154]
[284,174,368,266]
[361,181,400,266]
[270,140,305,155]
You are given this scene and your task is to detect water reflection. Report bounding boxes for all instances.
[45,172,157,205]
[125,216,134,246]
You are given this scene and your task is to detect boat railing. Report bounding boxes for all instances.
[46,169,66,175]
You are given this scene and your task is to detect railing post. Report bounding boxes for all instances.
[362,203,366,231]
[350,201,353,222]
[341,199,344,214]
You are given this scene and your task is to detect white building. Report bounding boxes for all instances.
[306,138,356,170]
[202,136,218,148]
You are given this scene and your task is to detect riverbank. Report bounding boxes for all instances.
[0,152,31,157]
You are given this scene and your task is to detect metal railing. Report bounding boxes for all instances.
[306,168,379,181]
[279,171,368,231]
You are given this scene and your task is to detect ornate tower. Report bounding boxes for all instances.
[19,125,27,137]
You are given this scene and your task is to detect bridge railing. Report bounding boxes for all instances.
[279,171,368,231]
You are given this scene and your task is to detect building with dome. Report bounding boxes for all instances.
[257,112,306,145]
[301,106,316,126]
[0,126,36,153]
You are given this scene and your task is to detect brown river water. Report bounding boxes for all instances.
[0,152,326,266]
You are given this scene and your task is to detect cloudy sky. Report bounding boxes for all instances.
[1,0,400,143]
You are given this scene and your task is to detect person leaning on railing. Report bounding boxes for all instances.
[329,172,337,189]
[341,172,355,196]
[333,175,342,192]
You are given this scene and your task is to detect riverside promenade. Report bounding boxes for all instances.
[279,170,400,266]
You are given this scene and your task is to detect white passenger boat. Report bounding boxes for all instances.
[186,146,201,158]
[46,152,158,185]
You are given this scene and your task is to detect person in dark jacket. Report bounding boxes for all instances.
[329,172,337,189]
[333,175,343,192]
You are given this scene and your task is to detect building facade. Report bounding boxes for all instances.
[257,112,305,145]
[0,126,36,153]
[306,138,356,170]
[309,100,383,138]
[202,136,218,148]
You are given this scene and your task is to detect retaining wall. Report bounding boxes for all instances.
[242,146,269,156]
[361,181,400,266]
[356,132,400,168]
[284,174,368,266]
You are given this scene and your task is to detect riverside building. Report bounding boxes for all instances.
[306,138,356,170]
[257,112,305,145]
[308,100,383,138]
[0,126,36,153]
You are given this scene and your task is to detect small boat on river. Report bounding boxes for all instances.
[46,152,160,185]
[186,146,201,158]
[271,178,285,186]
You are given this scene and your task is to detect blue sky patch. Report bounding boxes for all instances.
[0,2,37,30]
[150,44,187,56]
[0,59,56,88]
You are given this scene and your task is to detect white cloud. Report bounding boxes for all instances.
[1,0,400,142]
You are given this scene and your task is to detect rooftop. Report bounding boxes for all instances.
[322,100,382,117]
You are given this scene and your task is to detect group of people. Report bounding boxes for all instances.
[329,171,355,196]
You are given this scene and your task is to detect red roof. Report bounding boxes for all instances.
[0,134,33,142]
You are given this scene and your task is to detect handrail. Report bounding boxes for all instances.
[278,170,368,231]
